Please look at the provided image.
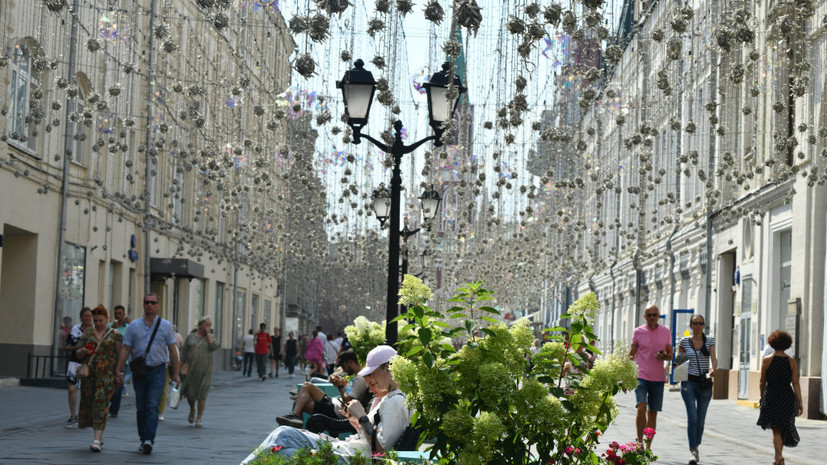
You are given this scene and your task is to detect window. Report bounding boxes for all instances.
[71,73,93,164]
[8,40,40,152]
[59,243,86,333]
[214,282,224,343]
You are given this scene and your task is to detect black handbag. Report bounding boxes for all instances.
[130,318,161,377]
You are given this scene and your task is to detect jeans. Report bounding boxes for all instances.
[680,379,713,450]
[256,353,268,378]
[109,384,124,415]
[133,364,166,444]
[240,426,347,464]
[243,352,255,376]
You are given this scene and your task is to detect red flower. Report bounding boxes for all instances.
[269,445,283,453]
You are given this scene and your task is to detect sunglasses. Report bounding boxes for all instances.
[691,322,705,326]
[144,300,158,305]
[645,313,659,317]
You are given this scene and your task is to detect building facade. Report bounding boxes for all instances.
[0,0,296,377]
[547,0,827,418]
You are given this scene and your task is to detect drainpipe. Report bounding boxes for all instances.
[704,0,720,317]
[667,225,679,316]
[609,259,618,352]
[143,0,159,294]
[52,0,81,360]
[822,212,827,415]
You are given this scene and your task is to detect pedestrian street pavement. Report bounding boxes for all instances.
[599,386,827,465]
[2,370,826,465]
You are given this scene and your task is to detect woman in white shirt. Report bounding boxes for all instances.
[240,345,409,464]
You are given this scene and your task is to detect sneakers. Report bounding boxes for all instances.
[289,390,298,396]
[289,374,296,378]
[158,415,165,421]
[689,450,699,464]
[276,413,304,428]
[140,440,153,454]
[90,440,101,452]
[63,416,78,428]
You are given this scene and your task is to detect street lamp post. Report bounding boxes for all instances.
[338,60,464,345]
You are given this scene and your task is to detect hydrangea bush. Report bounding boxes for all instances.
[344,315,387,365]
[391,276,642,465]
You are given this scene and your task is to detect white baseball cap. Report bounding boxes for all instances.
[357,345,397,377]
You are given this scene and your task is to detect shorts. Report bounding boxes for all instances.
[634,378,665,411]
[65,361,81,388]
[313,395,338,418]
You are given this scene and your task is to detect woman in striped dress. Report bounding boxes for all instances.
[677,314,717,465]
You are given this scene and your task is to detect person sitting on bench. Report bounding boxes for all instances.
[241,345,410,464]
[276,350,369,429]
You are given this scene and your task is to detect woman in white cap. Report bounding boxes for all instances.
[240,345,410,464]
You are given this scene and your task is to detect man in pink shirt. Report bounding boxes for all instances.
[629,304,673,448]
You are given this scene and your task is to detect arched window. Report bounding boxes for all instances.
[8,39,41,152]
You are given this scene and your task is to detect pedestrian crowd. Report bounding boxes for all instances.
[629,304,803,465]
[58,297,805,465]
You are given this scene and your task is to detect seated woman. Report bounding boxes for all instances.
[241,345,409,464]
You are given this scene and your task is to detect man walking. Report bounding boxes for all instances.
[108,305,129,418]
[629,304,672,449]
[254,323,270,381]
[115,293,180,455]
[242,328,255,377]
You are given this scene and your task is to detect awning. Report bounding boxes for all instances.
[150,258,205,280]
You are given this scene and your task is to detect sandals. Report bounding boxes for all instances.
[195,419,203,428]
[90,440,101,452]
[188,410,195,424]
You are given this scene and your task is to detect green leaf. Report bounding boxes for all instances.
[431,320,451,328]
[390,314,408,323]
[413,306,424,319]
[406,345,424,357]
[401,323,417,333]
[478,306,499,314]
[418,327,433,347]
[449,312,469,319]
[464,319,477,332]
[423,351,434,368]
[480,327,496,338]
[481,316,499,324]
[440,343,456,353]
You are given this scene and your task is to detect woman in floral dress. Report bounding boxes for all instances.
[181,316,219,427]
[75,305,123,452]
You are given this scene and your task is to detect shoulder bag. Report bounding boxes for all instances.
[77,328,115,378]
[130,318,161,377]
[689,338,714,390]
[180,336,205,376]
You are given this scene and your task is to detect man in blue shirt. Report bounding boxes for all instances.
[115,293,180,455]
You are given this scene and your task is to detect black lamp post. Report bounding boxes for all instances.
[339,60,463,345]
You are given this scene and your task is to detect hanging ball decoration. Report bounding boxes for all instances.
[455,0,483,36]
[214,13,229,30]
[294,54,317,79]
[423,0,445,24]
[87,38,102,52]
[396,0,414,16]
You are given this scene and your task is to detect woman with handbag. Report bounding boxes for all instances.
[677,314,717,465]
[75,305,123,452]
[180,316,219,427]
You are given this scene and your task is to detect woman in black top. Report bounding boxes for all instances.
[677,314,717,465]
[284,332,298,378]
[757,330,803,465]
